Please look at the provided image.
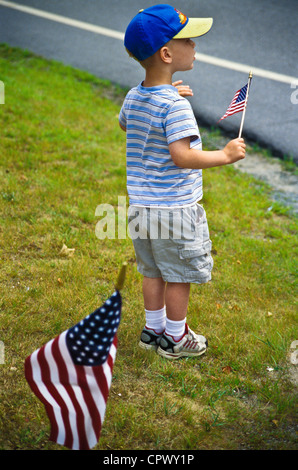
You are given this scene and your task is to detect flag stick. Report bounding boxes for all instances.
[115,262,127,291]
[238,71,253,138]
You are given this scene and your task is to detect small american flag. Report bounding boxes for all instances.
[218,83,248,122]
[24,290,122,450]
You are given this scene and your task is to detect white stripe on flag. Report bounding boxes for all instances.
[47,335,82,448]
[58,331,96,450]
[43,340,66,446]
[29,348,65,441]
[84,341,117,428]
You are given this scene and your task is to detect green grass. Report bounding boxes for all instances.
[0,44,297,450]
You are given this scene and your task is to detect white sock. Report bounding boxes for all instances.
[165,318,186,341]
[145,307,166,333]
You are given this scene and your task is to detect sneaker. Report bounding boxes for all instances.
[139,326,164,351]
[157,324,207,360]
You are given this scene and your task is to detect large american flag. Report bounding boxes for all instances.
[24,290,122,450]
[218,83,248,122]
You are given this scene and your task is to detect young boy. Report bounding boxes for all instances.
[119,5,246,360]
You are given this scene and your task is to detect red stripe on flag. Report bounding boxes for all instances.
[37,344,64,446]
[75,365,102,443]
[53,335,91,450]
[24,352,60,442]
[50,336,75,449]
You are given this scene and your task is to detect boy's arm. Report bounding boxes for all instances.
[169,137,245,169]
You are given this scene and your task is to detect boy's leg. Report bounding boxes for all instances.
[142,278,190,318]
[164,282,190,340]
[139,276,166,350]
[142,276,166,310]
[142,279,190,341]
[157,282,207,360]
[165,282,190,321]
[140,278,207,358]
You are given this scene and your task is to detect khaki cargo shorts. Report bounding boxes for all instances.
[128,203,213,284]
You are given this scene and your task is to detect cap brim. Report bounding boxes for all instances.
[173,17,213,39]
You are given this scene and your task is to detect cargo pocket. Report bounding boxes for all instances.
[178,240,213,283]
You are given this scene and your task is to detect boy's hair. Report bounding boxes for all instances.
[124,4,213,62]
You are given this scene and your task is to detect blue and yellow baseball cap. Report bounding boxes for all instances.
[124,4,213,61]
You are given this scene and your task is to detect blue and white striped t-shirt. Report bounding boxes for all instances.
[119,83,203,207]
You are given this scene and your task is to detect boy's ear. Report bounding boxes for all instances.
[159,46,172,64]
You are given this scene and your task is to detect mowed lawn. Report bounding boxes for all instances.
[0,44,297,450]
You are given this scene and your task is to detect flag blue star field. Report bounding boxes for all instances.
[24,290,122,450]
[218,83,248,122]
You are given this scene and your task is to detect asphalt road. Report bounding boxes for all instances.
[0,0,297,160]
